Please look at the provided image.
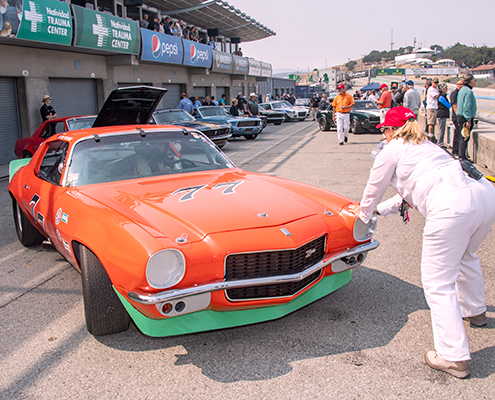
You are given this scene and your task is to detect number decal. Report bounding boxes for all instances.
[172,185,207,202]
[212,181,244,195]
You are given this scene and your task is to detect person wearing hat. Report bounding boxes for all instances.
[376,84,392,123]
[177,92,193,114]
[403,80,421,118]
[40,95,57,122]
[349,106,495,379]
[332,84,355,145]
[426,77,440,142]
[246,93,259,118]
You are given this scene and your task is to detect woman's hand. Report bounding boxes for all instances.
[348,204,361,217]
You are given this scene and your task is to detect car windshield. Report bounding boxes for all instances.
[67,116,96,131]
[154,110,195,124]
[354,101,379,111]
[65,130,234,186]
[271,102,287,110]
[295,99,309,106]
[199,107,228,117]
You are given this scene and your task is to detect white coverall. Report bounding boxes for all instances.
[335,112,350,143]
[359,138,495,362]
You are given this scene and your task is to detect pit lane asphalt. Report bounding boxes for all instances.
[1,120,495,399]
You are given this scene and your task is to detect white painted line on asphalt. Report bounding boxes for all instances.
[0,248,25,264]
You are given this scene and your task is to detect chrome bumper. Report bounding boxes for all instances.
[128,239,379,305]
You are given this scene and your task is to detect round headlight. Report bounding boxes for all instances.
[353,215,377,242]
[146,249,185,289]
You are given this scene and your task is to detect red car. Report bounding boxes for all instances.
[14,115,96,158]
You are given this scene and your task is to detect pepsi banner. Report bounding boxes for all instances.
[140,28,183,65]
[211,50,233,73]
[260,62,272,78]
[182,39,212,68]
[232,55,249,75]
[248,59,261,76]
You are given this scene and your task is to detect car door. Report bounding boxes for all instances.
[23,140,71,256]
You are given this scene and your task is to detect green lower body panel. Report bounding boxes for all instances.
[115,269,352,337]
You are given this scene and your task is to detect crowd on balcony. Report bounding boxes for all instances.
[141,15,202,42]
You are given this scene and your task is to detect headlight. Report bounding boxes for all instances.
[353,215,377,242]
[146,249,185,289]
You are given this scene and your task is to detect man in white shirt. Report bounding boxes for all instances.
[426,78,440,141]
[403,80,422,118]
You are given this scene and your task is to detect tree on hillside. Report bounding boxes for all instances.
[345,60,357,71]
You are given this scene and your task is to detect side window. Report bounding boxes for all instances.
[41,122,66,139]
[38,141,69,185]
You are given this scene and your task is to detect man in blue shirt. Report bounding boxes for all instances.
[456,75,477,160]
[177,93,193,114]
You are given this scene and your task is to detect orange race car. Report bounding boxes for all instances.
[9,87,379,337]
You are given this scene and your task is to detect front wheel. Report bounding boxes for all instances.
[318,117,330,131]
[274,122,282,126]
[12,198,45,247]
[245,133,258,140]
[80,246,131,336]
[350,118,362,134]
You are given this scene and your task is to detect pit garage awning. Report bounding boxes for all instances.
[142,0,276,42]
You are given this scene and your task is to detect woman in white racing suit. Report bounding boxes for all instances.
[351,106,495,379]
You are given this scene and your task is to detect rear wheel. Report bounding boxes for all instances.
[318,117,330,131]
[350,118,362,134]
[80,246,130,336]
[12,199,45,247]
[22,150,33,158]
[274,122,282,126]
[245,133,258,140]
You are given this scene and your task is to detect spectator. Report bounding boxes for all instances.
[148,16,159,31]
[320,94,328,110]
[191,96,201,108]
[246,93,260,117]
[170,22,178,36]
[211,96,218,106]
[176,20,184,37]
[403,80,421,118]
[208,37,217,49]
[177,93,193,114]
[183,26,191,40]
[456,74,477,161]
[238,47,243,56]
[369,90,379,104]
[310,93,320,121]
[236,93,246,114]
[288,94,296,105]
[265,93,271,102]
[426,77,440,142]
[190,27,199,42]
[436,83,450,148]
[158,19,165,34]
[140,14,149,29]
[219,94,227,106]
[163,17,172,35]
[40,95,57,121]
[332,84,355,145]
[230,99,239,116]
[203,96,213,106]
[450,79,464,157]
[376,84,392,123]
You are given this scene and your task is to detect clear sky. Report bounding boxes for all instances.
[230,0,495,73]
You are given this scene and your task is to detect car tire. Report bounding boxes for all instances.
[284,114,290,122]
[22,150,33,158]
[318,117,330,131]
[245,133,258,140]
[298,118,305,121]
[350,118,362,134]
[12,199,46,247]
[80,246,131,336]
[274,122,282,126]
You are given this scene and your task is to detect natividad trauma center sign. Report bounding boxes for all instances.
[72,5,140,55]
[15,0,72,45]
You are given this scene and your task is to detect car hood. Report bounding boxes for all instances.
[92,86,167,128]
[76,169,338,243]
[353,109,381,117]
[170,121,230,131]
[200,116,260,124]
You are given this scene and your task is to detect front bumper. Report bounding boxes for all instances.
[128,239,379,305]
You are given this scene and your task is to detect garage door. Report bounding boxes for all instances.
[0,78,21,165]
[49,79,98,118]
[193,87,207,98]
[161,84,181,110]
[216,87,229,103]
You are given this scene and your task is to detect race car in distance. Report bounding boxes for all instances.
[317,100,381,133]
[152,109,231,148]
[14,115,96,158]
[9,86,379,338]
[259,101,309,122]
[257,105,285,125]
[193,106,263,140]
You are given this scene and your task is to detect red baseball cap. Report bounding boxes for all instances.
[337,84,345,89]
[379,84,387,89]
[376,107,417,129]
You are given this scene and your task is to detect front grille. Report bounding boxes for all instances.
[368,116,380,123]
[204,128,228,137]
[238,120,260,127]
[224,236,325,300]
[226,270,321,300]
[298,111,306,117]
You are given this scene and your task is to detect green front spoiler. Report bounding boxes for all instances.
[9,158,30,181]
[116,269,352,337]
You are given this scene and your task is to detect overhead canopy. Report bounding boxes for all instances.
[360,82,381,92]
[143,0,276,42]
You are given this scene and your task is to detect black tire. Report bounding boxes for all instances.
[318,117,330,131]
[80,246,130,336]
[284,114,290,122]
[245,133,258,140]
[22,150,33,158]
[274,122,282,126]
[350,118,362,134]
[12,198,45,247]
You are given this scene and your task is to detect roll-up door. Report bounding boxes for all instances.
[193,87,207,98]
[49,79,98,118]
[0,78,21,165]
[161,84,181,110]
[216,87,229,103]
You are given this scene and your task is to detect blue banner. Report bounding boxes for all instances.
[182,39,212,68]
[140,28,183,65]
